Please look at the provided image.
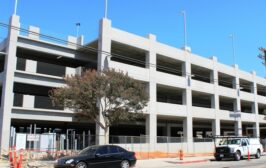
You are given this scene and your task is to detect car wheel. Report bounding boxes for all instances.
[215,156,222,161]
[75,161,87,168]
[255,149,261,159]
[234,151,241,161]
[120,160,130,168]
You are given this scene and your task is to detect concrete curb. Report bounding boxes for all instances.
[176,159,209,164]
[166,159,209,164]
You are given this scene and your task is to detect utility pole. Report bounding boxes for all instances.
[104,0,108,18]
[229,34,236,65]
[181,10,187,48]
[14,0,18,15]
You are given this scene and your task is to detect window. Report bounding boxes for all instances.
[79,146,97,155]
[117,146,127,153]
[96,146,108,155]
[109,146,119,154]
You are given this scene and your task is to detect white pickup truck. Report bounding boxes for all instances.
[214,137,263,161]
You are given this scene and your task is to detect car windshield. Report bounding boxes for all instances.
[220,139,241,145]
[79,146,98,155]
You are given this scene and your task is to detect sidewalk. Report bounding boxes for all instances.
[0,156,213,168]
[136,156,213,168]
[0,160,10,168]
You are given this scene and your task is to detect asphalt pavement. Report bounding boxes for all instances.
[1,155,265,168]
[136,155,266,168]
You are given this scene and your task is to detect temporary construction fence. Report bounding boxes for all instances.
[9,133,266,161]
[10,133,215,159]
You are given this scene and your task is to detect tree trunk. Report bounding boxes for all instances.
[104,128,109,145]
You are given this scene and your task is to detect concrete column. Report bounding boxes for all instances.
[252,103,256,114]
[212,119,220,136]
[28,26,40,39]
[65,67,76,76]
[211,95,215,109]
[254,122,260,138]
[251,71,260,138]
[67,36,77,49]
[182,90,187,105]
[181,62,186,77]
[211,56,220,136]
[233,99,237,112]
[184,51,193,153]
[96,18,112,145]
[97,18,111,71]
[145,34,157,150]
[75,67,82,75]
[23,95,35,108]
[166,124,171,137]
[234,121,242,136]
[145,113,157,145]
[0,15,20,152]
[183,117,193,151]
[234,65,242,136]
[67,35,83,49]
[25,60,37,73]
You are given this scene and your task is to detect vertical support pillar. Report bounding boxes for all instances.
[233,65,242,136]
[184,51,193,153]
[25,60,37,73]
[65,67,76,76]
[183,117,193,152]
[166,124,171,137]
[212,119,220,137]
[23,95,35,108]
[211,56,220,136]
[96,18,112,145]
[0,15,20,153]
[251,71,260,138]
[28,26,40,39]
[254,122,260,138]
[145,34,157,151]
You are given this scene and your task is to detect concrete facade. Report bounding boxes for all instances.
[0,15,266,153]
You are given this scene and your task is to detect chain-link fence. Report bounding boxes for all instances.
[10,133,216,160]
[12,133,266,161]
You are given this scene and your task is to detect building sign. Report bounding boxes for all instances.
[229,112,241,118]
[27,134,40,141]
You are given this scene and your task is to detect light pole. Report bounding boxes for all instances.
[14,0,18,15]
[104,0,108,18]
[229,34,236,65]
[76,23,80,37]
[181,10,187,48]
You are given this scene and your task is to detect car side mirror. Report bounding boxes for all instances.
[95,153,101,157]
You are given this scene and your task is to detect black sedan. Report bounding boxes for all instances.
[54,145,137,168]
